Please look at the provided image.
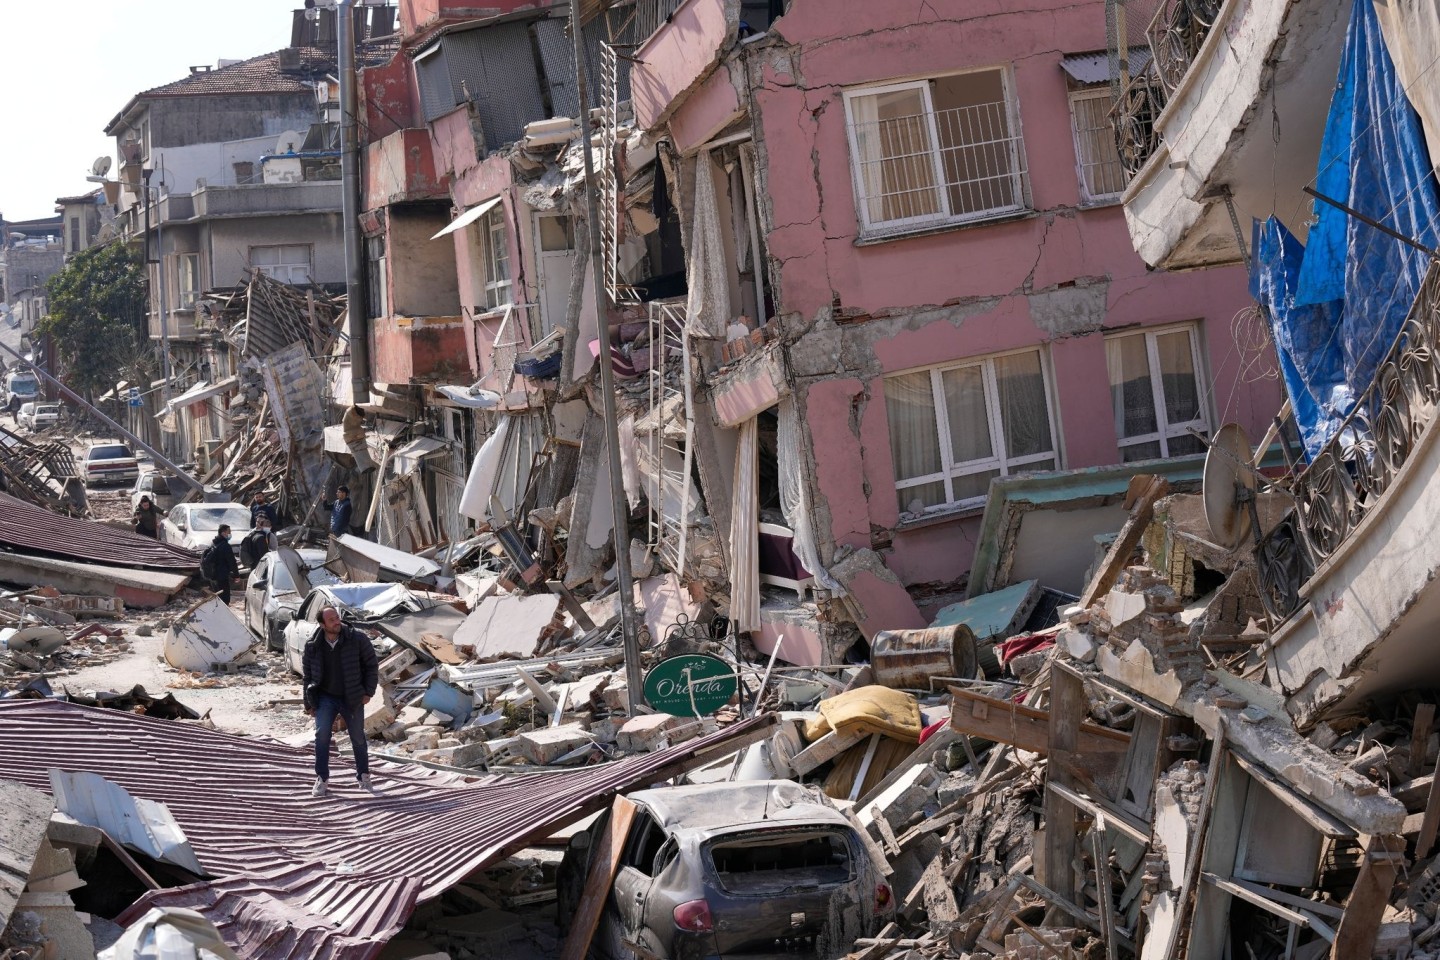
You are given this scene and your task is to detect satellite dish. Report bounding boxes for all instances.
[275,130,304,155]
[1203,422,1257,549]
[91,156,112,178]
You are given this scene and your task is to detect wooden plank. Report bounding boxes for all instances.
[1419,760,1440,859]
[790,729,866,776]
[1201,872,1314,927]
[1091,826,1119,960]
[1046,781,1152,847]
[1163,725,1228,960]
[856,727,958,809]
[1330,834,1404,959]
[558,796,638,960]
[1228,876,1343,921]
[1042,667,1085,902]
[1228,751,1354,839]
[949,686,1130,758]
[1412,703,1436,778]
[1079,475,1170,608]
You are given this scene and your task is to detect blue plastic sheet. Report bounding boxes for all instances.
[1294,0,1440,401]
[1250,218,1346,460]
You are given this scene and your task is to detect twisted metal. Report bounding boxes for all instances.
[1256,262,1440,620]
[1147,0,1220,95]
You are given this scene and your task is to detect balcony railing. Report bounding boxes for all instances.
[1106,0,1220,178]
[1256,261,1440,621]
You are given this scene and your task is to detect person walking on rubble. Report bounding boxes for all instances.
[133,495,160,538]
[200,524,239,604]
[250,492,279,530]
[303,605,377,797]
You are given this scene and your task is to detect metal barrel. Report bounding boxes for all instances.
[870,624,978,690]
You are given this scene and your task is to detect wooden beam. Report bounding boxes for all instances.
[1046,781,1152,847]
[949,686,1130,758]
[1079,475,1171,608]
[1042,667,1085,902]
[1412,703,1436,778]
[559,796,638,960]
[1417,761,1440,858]
[1330,834,1404,959]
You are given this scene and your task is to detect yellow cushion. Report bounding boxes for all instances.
[804,685,922,744]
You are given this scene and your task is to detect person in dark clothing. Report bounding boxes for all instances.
[239,515,276,569]
[203,525,239,604]
[133,496,160,538]
[250,493,279,530]
[326,485,353,537]
[302,606,378,796]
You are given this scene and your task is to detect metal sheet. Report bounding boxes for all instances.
[0,492,200,570]
[0,700,775,959]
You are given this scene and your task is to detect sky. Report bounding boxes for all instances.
[1,0,304,222]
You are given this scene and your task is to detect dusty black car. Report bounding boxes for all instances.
[589,780,894,960]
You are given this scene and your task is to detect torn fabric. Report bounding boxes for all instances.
[459,416,511,522]
[777,397,844,594]
[729,416,760,632]
[684,150,731,339]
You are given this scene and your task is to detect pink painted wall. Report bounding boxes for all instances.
[745,0,1280,591]
[364,128,448,210]
[373,316,471,384]
[631,0,736,131]
[669,63,743,155]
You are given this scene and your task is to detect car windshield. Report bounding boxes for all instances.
[271,558,342,593]
[35,405,58,415]
[10,377,36,391]
[188,506,251,532]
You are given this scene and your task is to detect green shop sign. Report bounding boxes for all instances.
[642,654,738,717]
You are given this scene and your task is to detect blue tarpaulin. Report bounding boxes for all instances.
[1250,218,1345,460]
[1251,0,1440,460]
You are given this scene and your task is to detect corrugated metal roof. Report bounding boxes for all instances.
[0,493,200,570]
[1059,48,1153,86]
[0,700,775,960]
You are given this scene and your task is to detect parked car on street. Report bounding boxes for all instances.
[160,502,253,557]
[244,548,342,651]
[80,441,139,486]
[129,470,181,514]
[583,780,894,960]
[15,402,59,432]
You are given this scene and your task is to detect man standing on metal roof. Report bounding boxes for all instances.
[303,606,378,797]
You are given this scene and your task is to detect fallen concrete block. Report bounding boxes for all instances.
[454,594,561,660]
[512,724,594,765]
[364,695,397,738]
[162,598,252,673]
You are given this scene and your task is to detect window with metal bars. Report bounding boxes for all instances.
[1069,88,1127,203]
[843,67,1029,238]
[1105,324,1210,461]
[885,348,1058,518]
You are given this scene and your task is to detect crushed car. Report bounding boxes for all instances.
[577,780,893,960]
[243,547,342,651]
[281,582,468,674]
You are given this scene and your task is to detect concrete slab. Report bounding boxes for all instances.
[511,724,594,765]
[0,553,189,609]
[0,778,55,931]
[455,594,561,660]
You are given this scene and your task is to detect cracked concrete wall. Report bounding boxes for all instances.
[731,0,1280,591]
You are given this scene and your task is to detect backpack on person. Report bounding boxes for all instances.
[200,543,220,583]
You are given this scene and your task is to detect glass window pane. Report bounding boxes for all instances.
[1107,335,1158,440]
[1167,433,1206,457]
[993,352,1052,459]
[952,468,1000,503]
[941,365,993,466]
[1121,440,1162,462]
[1156,330,1201,426]
[897,479,947,515]
[885,372,942,483]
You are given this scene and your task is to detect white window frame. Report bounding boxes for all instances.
[1106,323,1211,460]
[1069,87,1126,204]
[175,253,200,309]
[887,347,1060,515]
[842,67,1028,239]
[249,244,312,285]
[479,209,513,311]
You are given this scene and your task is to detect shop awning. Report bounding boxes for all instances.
[430,196,502,240]
[160,376,239,418]
[391,436,448,476]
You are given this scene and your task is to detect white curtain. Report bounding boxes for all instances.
[777,398,844,595]
[729,416,760,633]
[684,150,731,339]
[617,414,642,510]
[458,415,511,522]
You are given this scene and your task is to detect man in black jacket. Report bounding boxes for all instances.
[302,606,378,796]
[204,525,240,603]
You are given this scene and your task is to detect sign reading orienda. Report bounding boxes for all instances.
[642,654,738,717]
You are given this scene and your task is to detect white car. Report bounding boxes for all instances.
[81,441,139,486]
[244,548,342,651]
[130,470,181,514]
[16,402,59,432]
[160,502,253,559]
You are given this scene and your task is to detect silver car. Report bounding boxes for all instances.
[243,549,341,651]
[161,502,253,558]
[586,781,894,960]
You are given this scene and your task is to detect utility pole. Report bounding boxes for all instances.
[570,1,645,712]
[338,0,369,405]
